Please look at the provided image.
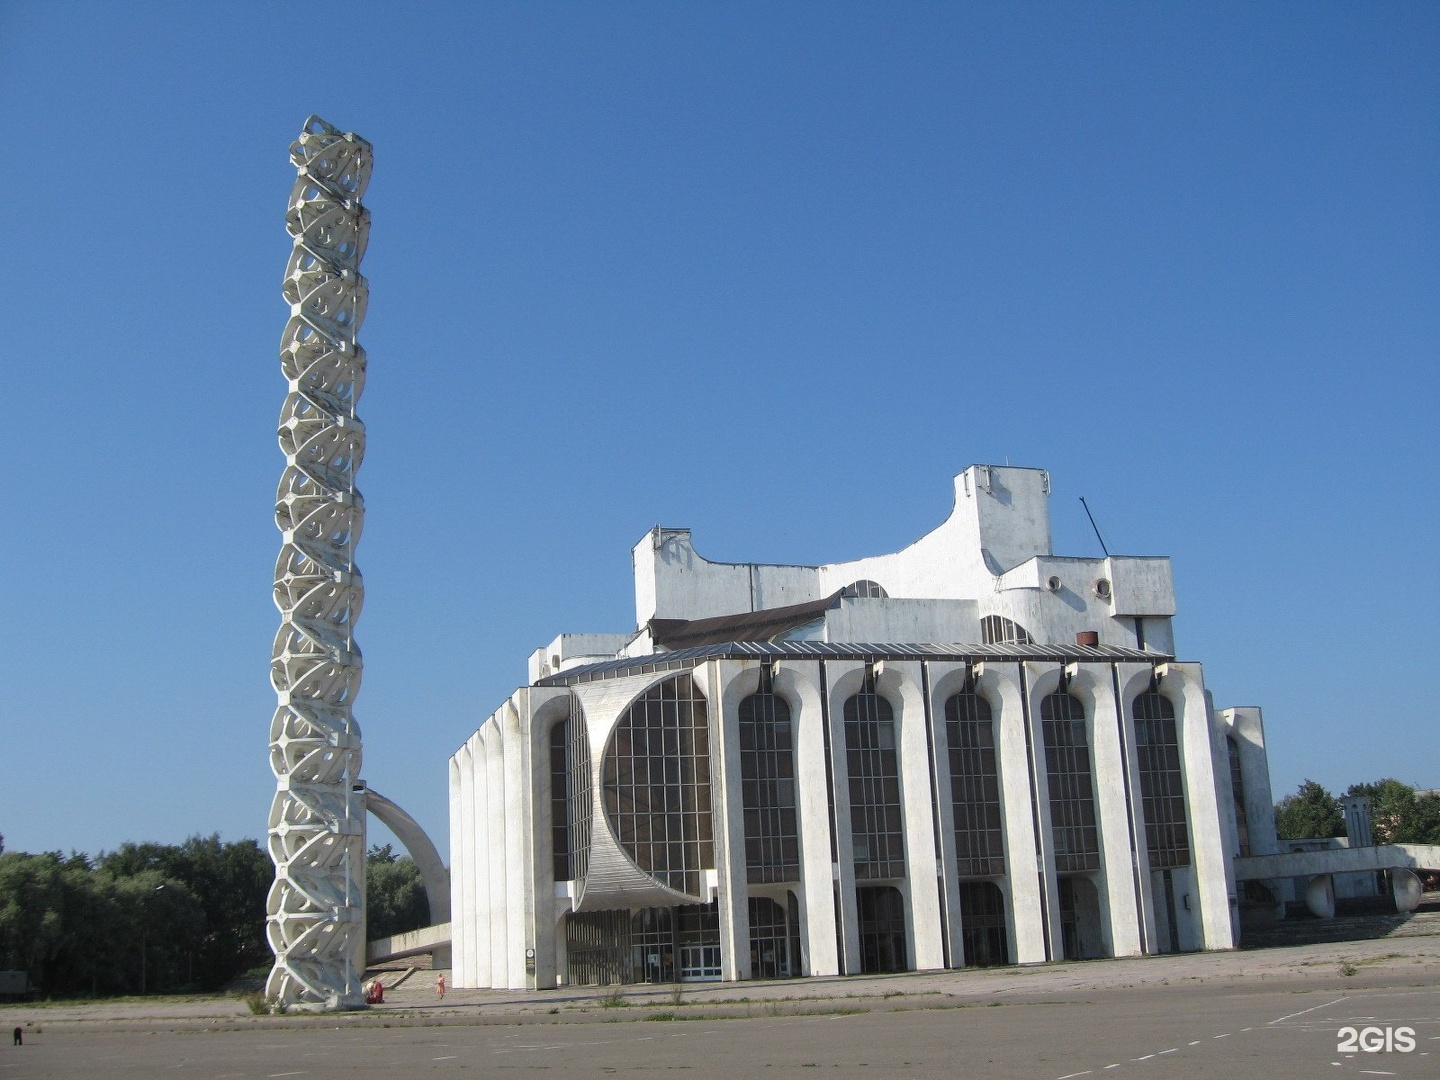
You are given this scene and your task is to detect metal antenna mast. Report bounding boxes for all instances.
[266,116,373,1010]
[1079,496,1111,558]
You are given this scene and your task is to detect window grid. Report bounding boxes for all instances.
[1227,736,1251,857]
[945,688,1005,877]
[569,693,592,884]
[1041,691,1100,873]
[844,678,906,881]
[740,672,801,884]
[602,674,714,897]
[856,884,908,973]
[550,719,570,881]
[1133,690,1190,869]
[980,615,1034,645]
[550,694,591,883]
[958,880,1010,967]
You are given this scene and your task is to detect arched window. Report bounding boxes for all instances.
[958,880,1009,966]
[748,895,802,979]
[1227,736,1250,857]
[841,579,888,599]
[844,677,905,880]
[739,668,799,883]
[945,686,1004,876]
[981,615,1034,645]
[550,693,591,883]
[602,674,713,897]
[1133,690,1190,868]
[1040,690,1099,872]
[856,884,908,973]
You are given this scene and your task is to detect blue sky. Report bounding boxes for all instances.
[1,2,1435,858]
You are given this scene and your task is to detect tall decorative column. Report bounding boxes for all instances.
[266,116,373,1010]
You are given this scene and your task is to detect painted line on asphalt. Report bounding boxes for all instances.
[1270,997,1348,1025]
[1057,1071,1092,1079]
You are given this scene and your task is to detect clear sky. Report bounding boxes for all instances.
[1,2,1435,860]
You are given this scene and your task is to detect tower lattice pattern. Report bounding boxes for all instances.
[266,116,373,1010]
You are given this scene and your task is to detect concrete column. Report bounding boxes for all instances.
[825,660,866,974]
[1172,666,1236,950]
[923,662,966,968]
[475,728,498,990]
[527,689,571,991]
[1113,663,1159,954]
[988,664,1045,964]
[1024,663,1065,961]
[451,750,469,985]
[883,661,944,971]
[502,699,532,988]
[485,722,513,986]
[469,733,490,987]
[1084,667,1141,958]
[695,660,753,982]
[785,661,839,976]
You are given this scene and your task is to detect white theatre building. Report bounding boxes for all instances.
[448,465,1278,988]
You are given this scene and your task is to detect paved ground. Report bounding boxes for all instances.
[4,921,1439,1079]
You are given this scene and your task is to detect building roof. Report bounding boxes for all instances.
[536,639,1172,687]
[648,591,843,649]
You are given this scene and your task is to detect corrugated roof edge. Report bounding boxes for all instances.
[535,640,1175,686]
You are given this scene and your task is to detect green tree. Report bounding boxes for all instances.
[99,835,271,990]
[1274,779,1345,840]
[1343,778,1417,845]
[366,846,430,940]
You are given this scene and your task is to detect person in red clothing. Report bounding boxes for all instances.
[436,973,446,997]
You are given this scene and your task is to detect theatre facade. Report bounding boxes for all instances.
[448,465,1278,988]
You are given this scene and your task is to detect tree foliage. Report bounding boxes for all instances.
[1343,779,1440,846]
[1274,779,1345,840]
[366,844,431,940]
[1275,778,1440,846]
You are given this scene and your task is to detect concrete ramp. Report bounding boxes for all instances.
[1233,843,1440,880]
[367,922,452,965]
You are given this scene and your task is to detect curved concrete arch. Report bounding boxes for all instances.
[364,786,451,924]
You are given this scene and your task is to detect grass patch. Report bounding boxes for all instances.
[599,989,628,1009]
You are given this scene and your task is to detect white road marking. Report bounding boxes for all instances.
[1104,1065,1121,1070]
[1213,1034,1230,1039]
[1056,1071,1092,1079]
[1159,1048,1177,1055]
[1188,1041,1200,1046]
[268,1074,307,1078]
[434,1056,457,1061]
[1271,997,1348,1025]
[1133,1054,1154,1061]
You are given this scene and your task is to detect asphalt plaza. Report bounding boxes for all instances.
[5,925,1439,1079]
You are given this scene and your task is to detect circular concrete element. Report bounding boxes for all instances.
[1392,868,1423,912]
[1304,874,1335,919]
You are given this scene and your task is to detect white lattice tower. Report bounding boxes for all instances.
[265,116,373,1011]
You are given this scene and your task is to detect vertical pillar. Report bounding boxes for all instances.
[886,662,945,970]
[788,662,839,976]
[484,722,510,986]
[988,665,1046,964]
[1087,668,1142,957]
[825,661,865,974]
[266,116,373,1011]
[697,661,753,982]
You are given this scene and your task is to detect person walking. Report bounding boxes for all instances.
[436,973,446,998]
[11,1027,20,1047]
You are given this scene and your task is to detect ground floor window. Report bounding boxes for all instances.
[748,893,806,979]
[856,884,908,974]
[1057,874,1104,960]
[566,903,722,986]
[958,880,1010,966]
